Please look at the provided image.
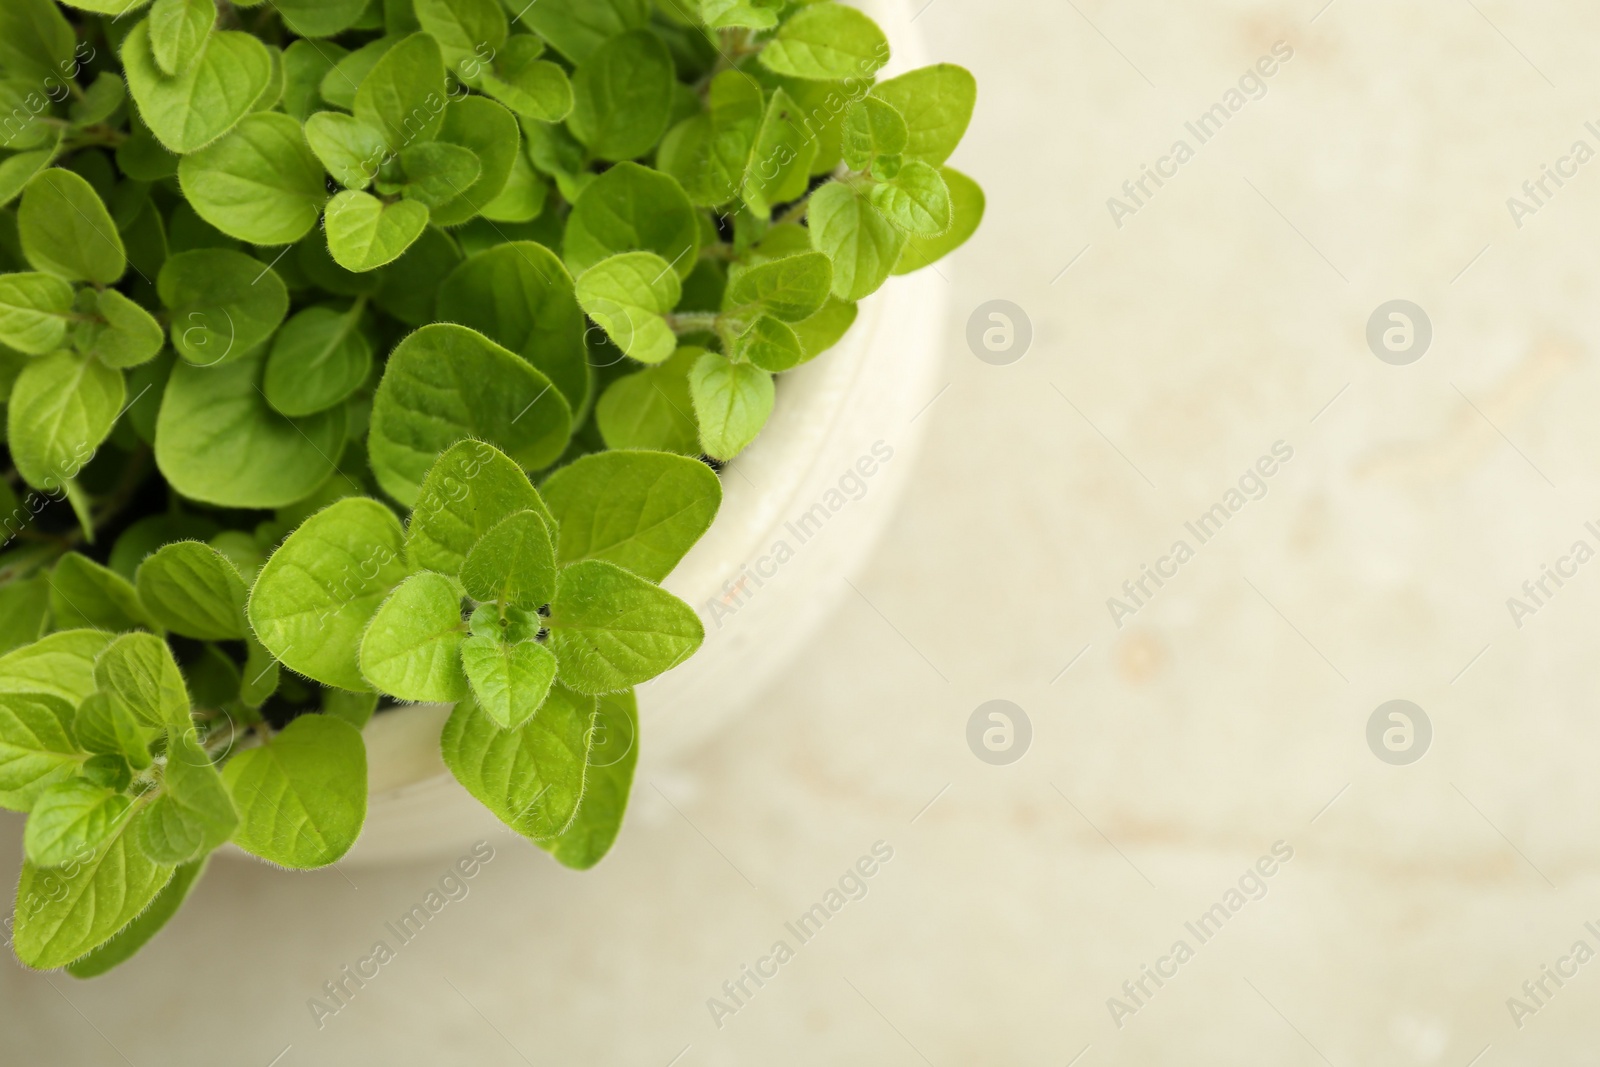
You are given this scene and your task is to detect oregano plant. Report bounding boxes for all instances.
[0,0,982,975]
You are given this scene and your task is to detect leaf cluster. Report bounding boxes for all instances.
[0,0,981,975]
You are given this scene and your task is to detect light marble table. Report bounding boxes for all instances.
[9,0,1600,1063]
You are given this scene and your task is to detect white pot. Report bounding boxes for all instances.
[311,0,943,867]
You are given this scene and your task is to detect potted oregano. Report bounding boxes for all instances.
[0,0,982,975]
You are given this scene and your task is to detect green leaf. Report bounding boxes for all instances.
[0,630,116,706]
[115,122,179,183]
[239,634,278,709]
[65,855,206,978]
[221,713,367,868]
[547,559,704,694]
[318,36,396,112]
[85,290,165,369]
[439,683,594,839]
[148,0,216,77]
[275,0,369,37]
[574,252,681,365]
[158,248,289,366]
[544,687,636,868]
[263,304,372,418]
[358,571,467,701]
[134,541,248,641]
[48,553,152,634]
[24,779,133,868]
[564,162,699,281]
[594,347,701,455]
[0,579,50,657]
[459,635,556,730]
[368,323,572,506]
[567,31,674,163]
[281,40,348,122]
[248,498,409,692]
[512,0,651,64]
[12,809,174,970]
[741,87,818,216]
[393,141,481,209]
[413,0,506,75]
[122,22,274,154]
[869,160,951,236]
[427,96,522,225]
[94,632,191,729]
[0,80,60,153]
[354,32,447,150]
[321,686,376,729]
[304,111,387,191]
[325,190,429,272]
[137,727,235,863]
[733,315,803,372]
[73,691,155,771]
[760,3,889,81]
[842,96,908,171]
[892,165,983,274]
[0,271,73,355]
[0,0,75,86]
[688,351,773,461]
[177,113,327,245]
[57,0,153,12]
[155,347,346,508]
[870,64,976,167]
[435,242,588,412]
[405,440,551,576]
[69,72,128,128]
[790,294,858,357]
[0,692,82,811]
[702,0,781,30]
[724,251,832,322]
[807,179,906,301]
[479,36,572,123]
[375,225,462,323]
[460,509,555,609]
[540,450,720,581]
[18,169,126,285]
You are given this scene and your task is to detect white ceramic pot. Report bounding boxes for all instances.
[325,0,945,867]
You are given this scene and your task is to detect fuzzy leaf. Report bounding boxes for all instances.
[178,112,327,245]
[325,191,430,272]
[148,0,216,77]
[567,31,674,162]
[158,248,289,366]
[405,440,552,576]
[547,559,704,694]
[574,252,681,365]
[870,64,977,167]
[0,272,74,355]
[49,554,154,634]
[688,351,773,461]
[439,683,594,839]
[94,632,191,729]
[64,856,206,978]
[7,350,123,492]
[0,692,82,812]
[540,450,720,581]
[564,162,699,281]
[368,323,571,506]
[221,714,366,868]
[263,304,372,418]
[807,179,906,301]
[460,510,555,610]
[358,571,468,701]
[136,727,236,863]
[122,22,274,154]
[543,687,636,869]
[18,169,126,285]
[459,635,557,730]
[760,3,889,81]
[24,779,133,868]
[134,541,249,640]
[248,498,410,692]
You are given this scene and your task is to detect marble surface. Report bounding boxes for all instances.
[10,0,1600,1063]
